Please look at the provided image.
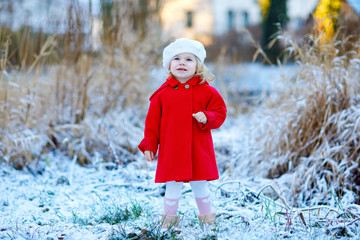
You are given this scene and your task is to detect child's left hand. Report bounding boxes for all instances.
[192,112,207,124]
[144,150,155,162]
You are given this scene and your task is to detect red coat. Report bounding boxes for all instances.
[138,75,227,183]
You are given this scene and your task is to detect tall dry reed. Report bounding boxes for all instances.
[234,28,360,206]
[0,0,162,168]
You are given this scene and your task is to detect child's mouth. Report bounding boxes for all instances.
[177,68,187,71]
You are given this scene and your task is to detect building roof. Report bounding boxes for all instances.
[348,0,360,14]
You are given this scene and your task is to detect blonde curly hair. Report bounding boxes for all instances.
[194,57,215,84]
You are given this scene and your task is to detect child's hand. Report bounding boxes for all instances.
[192,112,207,124]
[145,150,154,162]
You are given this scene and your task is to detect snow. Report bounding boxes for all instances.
[2,154,357,239]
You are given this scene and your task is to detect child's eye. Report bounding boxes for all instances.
[186,58,193,61]
[173,57,180,61]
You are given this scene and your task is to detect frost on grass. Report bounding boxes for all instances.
[1,149,360,240]
[233,34,360,205]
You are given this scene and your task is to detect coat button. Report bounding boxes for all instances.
[185,84,190,89]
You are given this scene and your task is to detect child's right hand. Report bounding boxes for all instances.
[144,150,154,162]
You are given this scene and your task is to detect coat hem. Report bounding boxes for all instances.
[155,177,219,183]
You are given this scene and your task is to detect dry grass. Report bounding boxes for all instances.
[234,28,360,206]
[266,33,359,176]
[0,1,162,168]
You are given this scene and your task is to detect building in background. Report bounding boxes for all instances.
[160,0,261,45]
[160,0,214,45]
[211,0,261,35]
[160,0,322,44]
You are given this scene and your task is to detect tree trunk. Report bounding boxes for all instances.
[261,0,288,64]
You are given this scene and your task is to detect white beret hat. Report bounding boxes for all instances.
[162,38,206,72]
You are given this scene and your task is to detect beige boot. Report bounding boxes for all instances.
[198,212,216,225]
[161,214,180,228]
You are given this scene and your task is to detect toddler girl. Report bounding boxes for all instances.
[138,38,227,228]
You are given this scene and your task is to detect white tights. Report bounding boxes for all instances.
[164,180,210,199]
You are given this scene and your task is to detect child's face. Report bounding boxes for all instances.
[170,53,197,83]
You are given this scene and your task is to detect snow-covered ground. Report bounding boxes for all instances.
[1,149,358,239]
[1,63,359,239]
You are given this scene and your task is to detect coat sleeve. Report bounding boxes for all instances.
[138,94,162,155]
[199,87,227,131]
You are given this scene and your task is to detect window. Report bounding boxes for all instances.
[186,11,193,28]
[243,11,249,27]
[228,10,234,30]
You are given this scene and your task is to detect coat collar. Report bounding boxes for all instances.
[150,75,207,101]
[166,75,205,86]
